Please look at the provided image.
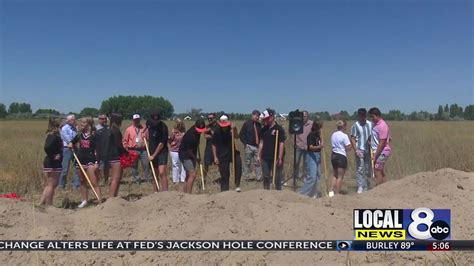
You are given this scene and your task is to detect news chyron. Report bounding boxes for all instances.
[353,208,451,240]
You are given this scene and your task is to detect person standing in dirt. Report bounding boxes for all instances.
[257,108,286,190]
[169,119,186,184]
[101,113,127,198]
[350,108,373,194]
[95,113,110,185]
[292,110,313,184]
[212,115,243,192]
[70,117,102,208]
[39,118,63,205]
[369,107,391,186]
[329,120,352,197]
[147,111,170,192]
[299,121,323,198]
[58,114,80,190]
[179,119,207,194]
[239,110,262,182]
[123,114,150,183]
[203,113,218,180]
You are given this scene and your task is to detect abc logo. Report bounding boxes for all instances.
[430,221,450,240]
[408,208,450,240]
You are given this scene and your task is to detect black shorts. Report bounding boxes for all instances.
[152,151,168,166]
[43,156,62,173]
[331,152,348,169]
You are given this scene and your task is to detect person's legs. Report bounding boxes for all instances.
[275,163,283,190]
[87,164,102,202]
[219,161,230,192]
[300,153,316,197]
[313,153,321,197]
[355,154,366,192]
[39,172,60,205]
[234,151,242,188]
[334,168,346,193]
[131,151,141,182]
[294,147,304,179]
[58,148,71,188]
[139,150,151,182]
[374,154,388,185]
[78,167,88,203]
[183,159,197,193]
[180,163,186,183]
[171,151,180,183]
[243,145,252,180]
[261,159,272,190]
[108,163,122,198]
[158,164,168,192]
[251,146,262,181]
[363,151,371,190]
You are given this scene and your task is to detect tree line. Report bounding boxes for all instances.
[0,100,473,121]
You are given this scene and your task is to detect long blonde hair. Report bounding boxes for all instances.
[78,117,95,134]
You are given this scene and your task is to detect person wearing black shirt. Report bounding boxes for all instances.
[212,115,243,192]
[239,110,262,181]
[70,117,102,207]
[203,113,218,179]
[39,118,63,205]
[95,114,110,185]
[300,122,324,198]
[257,109,286,190]
[179,119,207,193]
[106,113,127,198]
[147,111,170,192]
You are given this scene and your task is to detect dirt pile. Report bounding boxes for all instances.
[1,168,473,265]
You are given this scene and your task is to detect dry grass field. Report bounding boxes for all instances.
[0,120,473,206]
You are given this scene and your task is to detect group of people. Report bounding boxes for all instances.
[296,107,391,199]
[39,106,391,206]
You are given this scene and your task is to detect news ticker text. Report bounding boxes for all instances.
[0,240,472,251]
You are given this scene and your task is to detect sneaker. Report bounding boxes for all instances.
[328,191,335,198]
[78,200,88,208]
[235,187,241,192]
[357,186,364,194]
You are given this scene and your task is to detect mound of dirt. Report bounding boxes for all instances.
[1,168,473,265]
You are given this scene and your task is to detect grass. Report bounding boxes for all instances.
[0,120,473,207]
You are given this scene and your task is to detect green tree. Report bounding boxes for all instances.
[80,107,99,117]
[0,103,7,118]
[436,105,443,120]
[464,105,474,120]
[35,109,60,116]
[449,104,463,118]
[8,102,32,114]
[100,95,174,120]
[385,110,405,121]
[444,104,449,113]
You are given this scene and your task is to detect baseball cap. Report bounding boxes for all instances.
[252,110,261,116]
[218,115,231,127]
[261,108,275,120]
[132,114,141,120]
[194,119,206,133]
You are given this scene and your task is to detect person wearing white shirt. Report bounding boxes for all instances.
[329,120,352,197]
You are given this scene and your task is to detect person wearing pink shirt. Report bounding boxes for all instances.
[369,107,391,185]
[123,114,150,183]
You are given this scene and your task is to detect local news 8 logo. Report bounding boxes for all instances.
[404,208,451,240]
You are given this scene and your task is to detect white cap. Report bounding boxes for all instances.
[132,114,141,120]
[219,115,229,122]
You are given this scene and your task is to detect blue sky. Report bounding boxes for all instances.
[1,0,472,114]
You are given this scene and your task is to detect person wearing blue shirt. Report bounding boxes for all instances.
[58,115,80,189]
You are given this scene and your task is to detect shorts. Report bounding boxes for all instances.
[331,152,348,169]
[43,156,62,172]
[181,159,196,171]
[75,161,98,170]
[374,153,389,171]
[152,151,168,166]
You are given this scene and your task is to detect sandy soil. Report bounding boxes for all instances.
[1,168,473,265]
